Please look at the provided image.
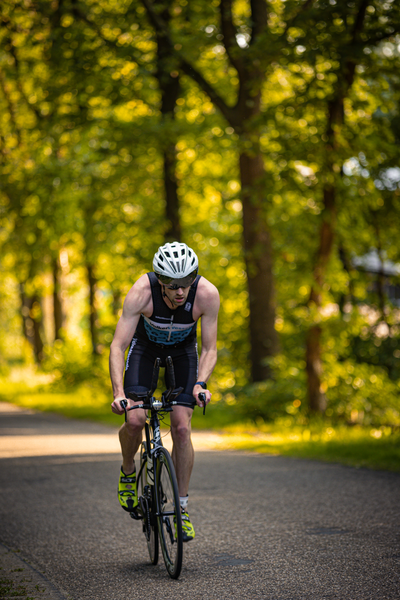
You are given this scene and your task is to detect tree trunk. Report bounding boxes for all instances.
[338,245,355,314]
[304,4,366,412]
[20,284,32,343]
[153,0,182,243]
[112,289,121,317]
[306,180,336,412]
[32,298,44,364]
[52,256,63,340]
[163,143,181,241]
[142,0,278,381]
[20,284,44,364]
[240,151,279,381]
[306,325,327,412]
[374,221,388,326]
[87,264,100,356]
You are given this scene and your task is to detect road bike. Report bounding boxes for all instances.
[120,356,206,579]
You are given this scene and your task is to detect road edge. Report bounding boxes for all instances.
[0,541,70,600]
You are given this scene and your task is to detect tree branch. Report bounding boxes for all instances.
[365,27,400,46]
[282,0,317,37]
[9,45,43,124]
[351,0,369,42]
[180,60,235,125]
[250,0,269,41]
[139,0,167,34]
[220,0,244,75]
[139,0,234,124]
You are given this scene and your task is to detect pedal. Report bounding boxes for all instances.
[129,508,141,521]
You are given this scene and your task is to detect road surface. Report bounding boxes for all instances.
[0,402,399,599]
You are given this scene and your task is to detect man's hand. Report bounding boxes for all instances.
[192,384,211,408]
[111,396,130,415]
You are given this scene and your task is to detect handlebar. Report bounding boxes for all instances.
[120,394,206,414]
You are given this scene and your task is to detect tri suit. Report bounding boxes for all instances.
[124,272,200,407]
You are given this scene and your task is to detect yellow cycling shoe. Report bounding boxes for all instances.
[180,509,195,542]
[118,468,138,512]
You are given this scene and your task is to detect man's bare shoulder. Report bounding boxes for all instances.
[194,277,220,317]
[123,273,152,316]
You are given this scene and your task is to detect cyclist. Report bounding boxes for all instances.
[110,241,220,541]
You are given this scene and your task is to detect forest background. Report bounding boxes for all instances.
[1,0,400,460]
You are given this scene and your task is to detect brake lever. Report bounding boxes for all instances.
[120,399,128,422]
[198,392,206,415]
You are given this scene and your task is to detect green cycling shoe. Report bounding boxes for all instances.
[118,467,138,512]
[180,509,195,542]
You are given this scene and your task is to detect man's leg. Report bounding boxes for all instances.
[120,339,153,482]
[119,407,147,475]
[170,405,196,541]
[170,405,194,496]
[117,406,147,512]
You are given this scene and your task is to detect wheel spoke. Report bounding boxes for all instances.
[156,448,183,579]
[137,443,159,565]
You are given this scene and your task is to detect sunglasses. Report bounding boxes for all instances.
[164,283,188,290]
[157,268,198,289]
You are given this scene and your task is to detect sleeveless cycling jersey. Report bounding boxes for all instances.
[134,272,200,347]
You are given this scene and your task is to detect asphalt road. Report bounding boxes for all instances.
[0,403,399,600]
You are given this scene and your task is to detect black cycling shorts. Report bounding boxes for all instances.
[124,337,198,408]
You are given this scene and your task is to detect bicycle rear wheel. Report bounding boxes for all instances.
[155,447,183,579]
[138,443,159,565]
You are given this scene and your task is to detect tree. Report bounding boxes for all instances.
[140,0,284,380]
[270,0,400,411]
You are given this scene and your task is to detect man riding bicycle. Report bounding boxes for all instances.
[110,241,220,541]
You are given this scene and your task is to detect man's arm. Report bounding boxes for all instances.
[110,275,151,414]
[192,279,220,407]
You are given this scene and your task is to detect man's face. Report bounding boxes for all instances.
[159,281,191,307]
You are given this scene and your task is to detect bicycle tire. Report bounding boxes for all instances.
[138,443,159,565]
[155,447,183,579]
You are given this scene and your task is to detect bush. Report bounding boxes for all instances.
[350,332,400,380]
[323,358,400,426]
[217,350,400,428]
[223,355,307,424]
[42,339,110,390]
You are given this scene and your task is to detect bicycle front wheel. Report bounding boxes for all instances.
[138,443,159,565]
[155,447,183,579]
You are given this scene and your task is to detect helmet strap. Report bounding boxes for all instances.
[161,284,178,308]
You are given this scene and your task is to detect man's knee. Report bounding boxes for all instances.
[123,414,146,437]
[171,420,192,446]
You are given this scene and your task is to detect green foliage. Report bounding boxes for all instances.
[41,340,111,391]
[323,358,400,426]
[1,0,400,428]
[221,354,306,423]
[351,332,400,381]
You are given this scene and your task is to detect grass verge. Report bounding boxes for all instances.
[213,425,400,472]
[1,379,399,473]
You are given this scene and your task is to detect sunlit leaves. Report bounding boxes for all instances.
[0,0,400,417]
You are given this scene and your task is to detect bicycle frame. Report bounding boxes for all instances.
[120,356,206,578]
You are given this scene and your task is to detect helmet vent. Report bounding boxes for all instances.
[153,242,199,282]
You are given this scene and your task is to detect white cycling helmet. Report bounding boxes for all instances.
[153,242,199,287]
